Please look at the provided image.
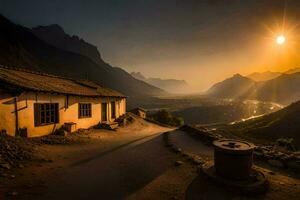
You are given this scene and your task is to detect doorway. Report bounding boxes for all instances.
[101,103,107,122]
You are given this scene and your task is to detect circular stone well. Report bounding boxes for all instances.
[201,139,268,195]
[213,139,255,180]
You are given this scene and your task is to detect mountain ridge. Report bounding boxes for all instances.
[131,71,192,94]
[31,24,103,65]
[247,71,282,82]
[247,68,300,82]
[0,14,166,97]
[206,73,256,98]
[206,71,300,104]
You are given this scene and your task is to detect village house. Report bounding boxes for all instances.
[130,107,147,119]
[0,66,126,137]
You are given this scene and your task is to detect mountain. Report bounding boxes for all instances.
[0,14,165,97]
[227,101,300,147]
[31,24,103,65]
[284,67,300,74]
[251,72,300,104]
[207,71,300,104]
[247,71,282,82]
[131,72,191,94]
[205,74,256,98]
[247,68,300,82]
[131,72,147,81]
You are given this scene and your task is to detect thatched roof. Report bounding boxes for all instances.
[0,66,125,97]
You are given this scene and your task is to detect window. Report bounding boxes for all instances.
[111,102,116,118]
[79,103,92,118]
[34,103,59,126]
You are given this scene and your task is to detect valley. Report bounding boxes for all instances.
[129,95,282,125]
[1,2,300,199]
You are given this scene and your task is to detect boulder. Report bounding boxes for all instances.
[175,160,184,166]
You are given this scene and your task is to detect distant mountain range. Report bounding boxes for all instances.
[206,71,300,105]
[246,68,300,82]
[0,14,165,97]
[131,72,192,94]
[247,71,282,82]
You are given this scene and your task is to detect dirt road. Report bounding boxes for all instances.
[40,134,176,199]
[2,118,188,200]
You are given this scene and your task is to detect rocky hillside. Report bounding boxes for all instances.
[224,101,300,148]
[0,14,165,97]
[131,71,191,94]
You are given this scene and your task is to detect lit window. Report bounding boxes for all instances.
[34,103,59,126]
[79,103,92,118]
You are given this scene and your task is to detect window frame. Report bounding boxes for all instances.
[78,103,92,119]
[34,103,59,127]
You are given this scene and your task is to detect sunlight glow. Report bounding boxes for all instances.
[276,35,286,45]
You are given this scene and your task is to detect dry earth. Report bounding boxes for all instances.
[0,116,189,200]
[0,117,299,200]
[168,130,300,200]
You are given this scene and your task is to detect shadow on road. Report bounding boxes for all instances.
[36,134,178,200]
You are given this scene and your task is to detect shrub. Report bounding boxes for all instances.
[150,109,184,127]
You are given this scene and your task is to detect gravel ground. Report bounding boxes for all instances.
[167,129,300,200]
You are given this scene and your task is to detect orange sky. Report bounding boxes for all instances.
[2,0,300,92]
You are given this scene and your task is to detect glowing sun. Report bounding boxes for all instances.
[276,35,286,45]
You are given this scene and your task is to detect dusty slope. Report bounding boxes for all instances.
[219,101,300,147]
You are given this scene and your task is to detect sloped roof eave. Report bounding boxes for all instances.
[0,66,126,98]
[17,87,126,98]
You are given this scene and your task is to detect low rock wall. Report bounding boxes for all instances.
[180,125,300,173]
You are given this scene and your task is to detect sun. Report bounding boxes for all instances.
[276,35,286,45]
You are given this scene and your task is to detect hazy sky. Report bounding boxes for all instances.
[1,0,300,91]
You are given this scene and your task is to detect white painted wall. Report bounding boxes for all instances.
[0,91,126,137]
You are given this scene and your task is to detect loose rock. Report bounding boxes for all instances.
[0,163,10,169]
[175,160,184,166]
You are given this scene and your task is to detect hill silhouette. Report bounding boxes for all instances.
[206,72,300,104]
[131,71,191,94]
[206,74,255,98]
[0,14,165,97]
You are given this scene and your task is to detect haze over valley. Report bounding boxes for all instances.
[2,13,300,127]
[1,1,300,199]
